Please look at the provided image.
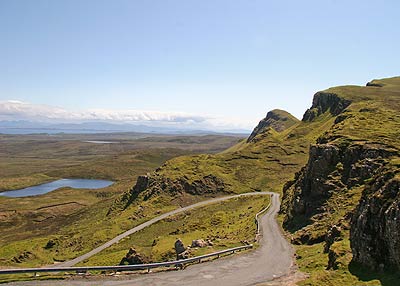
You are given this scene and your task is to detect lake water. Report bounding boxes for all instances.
[0,179,114,198]
[83,141,119,144]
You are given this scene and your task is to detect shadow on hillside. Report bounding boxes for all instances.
[349,261,400,286]
[284,214,312,233]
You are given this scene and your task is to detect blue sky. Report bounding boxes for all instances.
[0,0,399,130]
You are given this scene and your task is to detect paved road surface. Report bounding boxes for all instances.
[4,192,295,286]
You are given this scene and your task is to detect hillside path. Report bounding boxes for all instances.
[5,192,295,286]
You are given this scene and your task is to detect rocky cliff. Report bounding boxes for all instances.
[281,77,400,272]
[351,167,400,271]
[282,141,396,242]
[302,92,351,121]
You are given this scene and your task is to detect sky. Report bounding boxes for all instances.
[0,0,399,131]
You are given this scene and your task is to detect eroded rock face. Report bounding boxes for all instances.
[128,173,226,202]
[302,92,351,121]
[351,171,400,271]
[281,141,395,242]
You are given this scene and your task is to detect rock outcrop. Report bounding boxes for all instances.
[174,238,190,260]
[350,169,400,271]
[191,239,212,248]
[126,173,226,204]
[302,92,351,121]
[247,109,299,143]
[119,247,148,265]
[282,141,394,239]
[11,251,35,263]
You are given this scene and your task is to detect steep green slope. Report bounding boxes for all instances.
[120,111,309,205]
[281,77,400,285]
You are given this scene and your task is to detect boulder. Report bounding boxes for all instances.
[191,239,208,248]
[119,247,147,265]
[324,225,342,253]
[174,238,185,254]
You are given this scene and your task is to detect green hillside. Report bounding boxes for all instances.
[1,77,399,285]
[119,76,400,285]
[281,77,400,285]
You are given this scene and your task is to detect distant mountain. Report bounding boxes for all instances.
[0,120,250,135]
[0,100,253,134]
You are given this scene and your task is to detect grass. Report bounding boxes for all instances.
[295,238,400,286]
[80,195,269,266]
[0,133,244,269]
[1,77,399,285]
[281,76,400,285]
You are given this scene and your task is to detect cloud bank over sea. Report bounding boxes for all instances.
[0,100,252,133]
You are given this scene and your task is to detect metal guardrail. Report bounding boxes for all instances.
[0,244,253,275]
[255,194,272,239]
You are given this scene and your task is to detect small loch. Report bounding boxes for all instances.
[0,179,114,198]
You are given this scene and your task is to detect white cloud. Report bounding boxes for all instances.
[0,100,253,131]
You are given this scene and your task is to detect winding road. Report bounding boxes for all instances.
[4,192,295,286]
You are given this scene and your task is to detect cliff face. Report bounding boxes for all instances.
[302,92,351,121]
[351,169,400,271]
[247,109,299,142]
[281,77,400,271]
[282,141,394,241]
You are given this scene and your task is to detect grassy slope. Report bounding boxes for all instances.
[154,107,335,197]
[81,195,269,266]
[286,77,400,285]
[112,76,400,285]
